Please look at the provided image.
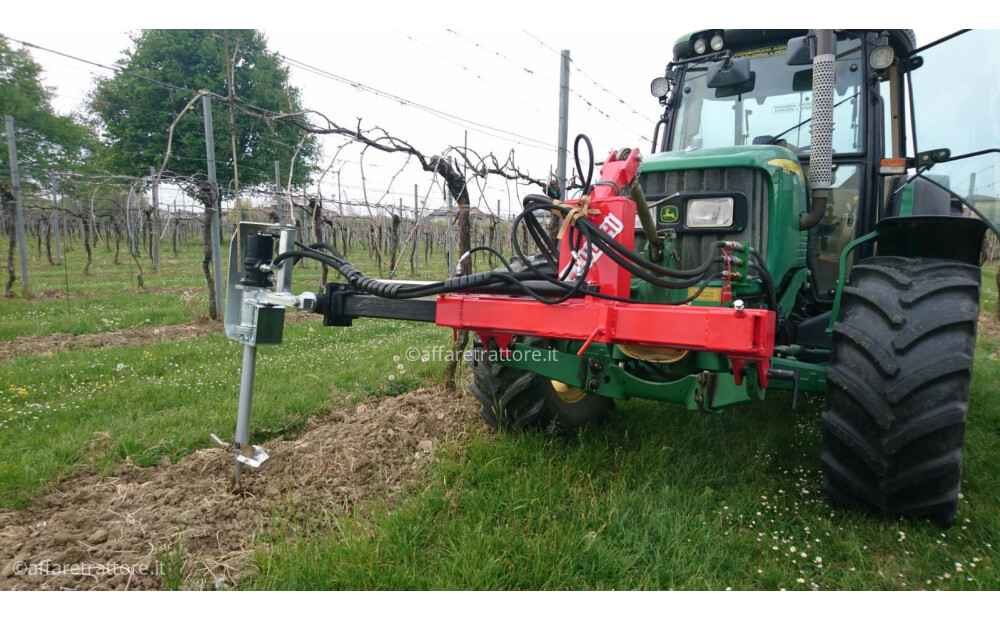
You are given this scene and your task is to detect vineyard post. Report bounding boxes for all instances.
[274,161,282,223]
[414,183,419,274]
[52,176,61,264]
[150,165,159,271]
[202,94,224,317]
[447,157,454,277]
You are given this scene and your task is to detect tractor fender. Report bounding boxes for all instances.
[874,215,987,266]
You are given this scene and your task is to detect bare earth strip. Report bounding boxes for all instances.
[0,321,220,363]
[0,312,318,363]
[0,387,479,590]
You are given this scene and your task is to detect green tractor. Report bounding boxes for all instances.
[466,29,997,526]
[227,29,999,528]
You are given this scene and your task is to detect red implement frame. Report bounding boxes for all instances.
[434,148,777,388]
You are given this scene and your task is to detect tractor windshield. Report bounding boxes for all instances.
[671,36,865,155]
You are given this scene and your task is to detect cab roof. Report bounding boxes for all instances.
[671,29,916,61]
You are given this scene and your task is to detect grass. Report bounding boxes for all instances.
[248,378,999,590]
[0,235,453,509]
[2,233,999,589]
[247,266,1000,590]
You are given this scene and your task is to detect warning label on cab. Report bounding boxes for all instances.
[734,44,787,59]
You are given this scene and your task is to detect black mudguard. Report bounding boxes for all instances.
[875,215,987,266]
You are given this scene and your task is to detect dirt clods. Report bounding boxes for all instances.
[0,386,479,590]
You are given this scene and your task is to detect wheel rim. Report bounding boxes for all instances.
[550,380,586,404]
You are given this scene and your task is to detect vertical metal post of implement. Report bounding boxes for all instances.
[5,116,30,293]
[234,342,257,482]
[556,50,571,201]
[150,165,159,271]
[202,95,224,315]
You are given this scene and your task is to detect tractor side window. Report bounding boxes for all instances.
[908,30,1000,223]
[805,163,863,298]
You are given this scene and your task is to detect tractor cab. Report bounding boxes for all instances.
[226,29,998,527]
[644,28,999,345]
[645,30,918,311]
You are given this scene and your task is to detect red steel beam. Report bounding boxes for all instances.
[435,295,775,359]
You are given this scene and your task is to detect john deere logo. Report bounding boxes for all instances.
[660,205,679,223]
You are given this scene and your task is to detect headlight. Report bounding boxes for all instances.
[869,45,895,70]
[710,33,725,51]
[686,197,734,228]
[650,77,670,97]
[693,38,707,55]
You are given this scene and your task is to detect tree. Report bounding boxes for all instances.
[0,36,90,191]
[89,30,319,196]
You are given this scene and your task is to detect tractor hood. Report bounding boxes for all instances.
[640,144,805,183]
[637,144,809,289]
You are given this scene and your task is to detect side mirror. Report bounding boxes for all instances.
[707,57,751,89]
[786,35,814,66]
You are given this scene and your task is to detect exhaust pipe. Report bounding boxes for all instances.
[800,29,835,231]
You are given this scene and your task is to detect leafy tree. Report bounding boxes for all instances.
[90,29,319,197]
[0,35,91,191]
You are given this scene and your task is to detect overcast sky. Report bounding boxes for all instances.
[0,2,980,216]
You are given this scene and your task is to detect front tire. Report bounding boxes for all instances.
[469,336,612,435]
[821,256,980,525]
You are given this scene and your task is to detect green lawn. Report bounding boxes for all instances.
[1,233,998,589]
[248,353,1000,590]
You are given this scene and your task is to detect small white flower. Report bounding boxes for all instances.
[115,363,125,372]
[814,556,822,564]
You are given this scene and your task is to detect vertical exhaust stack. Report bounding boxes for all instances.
[800,29,835,231]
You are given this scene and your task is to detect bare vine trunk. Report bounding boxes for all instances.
[44,218,54,266]
[389,214,400,273]
[82,216,93,276]
[112,219,122,265]
[431,157,473,390]
[4,213,14,296]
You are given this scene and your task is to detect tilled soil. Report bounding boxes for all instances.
[0,386,479,590]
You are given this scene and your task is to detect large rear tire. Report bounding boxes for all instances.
[821,256,980,525]
[469,336,612,435]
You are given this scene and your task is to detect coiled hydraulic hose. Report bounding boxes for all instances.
[271,134,740,307]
